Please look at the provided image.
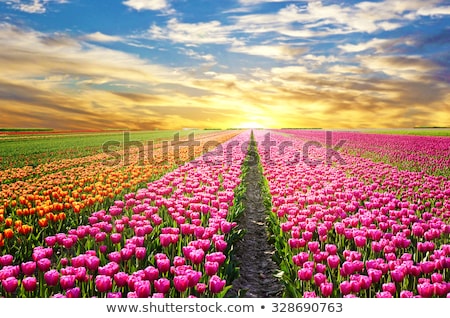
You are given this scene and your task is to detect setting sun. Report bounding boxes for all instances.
[237,121,265,129]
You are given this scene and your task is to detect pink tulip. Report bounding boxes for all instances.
[400,290,414,298]
[417,282,434,298]
[325,244,337,255]
[21,261,36,276]
[36,258,52,272]
[22,276,37,292]
[114,272,129,287]
[135,280,151,298]
[44,270,59,286]
[110,233,122,244]
[196,283,207,294]
[66,287,81,298]
[433,283,447,297]
[156,258,171,273]
[205,261,219,276]
[174,275,189,292]
[354,236,367,248]
[209,275,226,294]
[320,282,333,297]
[2,276,18,293]
[120,248,134,261]
[382,282,396,295]
[220,221,232,234]
[95,275,112,293]
[60,275,76,290]
[298,268,313,281]
[189,249,205,265]
[44,236,57,247]
[376,291,393,298]
[339,281,352,295]
[160,234,172,247]
[108,252,122,264]
[391,268,405,283]
[144,266,159,281]
[154,278,171,294]
[85,256,100,271]
[135,247,147,260]
[214,240,227,252]
[307,241,319,253]
[327,255,340,268]
[313,273,326,286]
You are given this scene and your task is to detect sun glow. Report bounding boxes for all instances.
[237,121,265,129]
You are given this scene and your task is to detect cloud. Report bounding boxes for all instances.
[1,0,68,14]
[122,0,169,11]
[148,18,240,45]
[230,0,450,40]
[238,0,297,5]
[417,5,450,16]
[179,48,216,63]
[81,32,123,43]
[360,55,438,80]
[229,44,307,60]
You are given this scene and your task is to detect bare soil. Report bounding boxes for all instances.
[227,158,284,298]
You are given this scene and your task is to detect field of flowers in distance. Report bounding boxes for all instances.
[0,128,449,298]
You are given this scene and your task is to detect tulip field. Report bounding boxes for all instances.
[0,129,449,298]
[254,130,450,298]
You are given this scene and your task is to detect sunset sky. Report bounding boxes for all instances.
[0,0,449,130]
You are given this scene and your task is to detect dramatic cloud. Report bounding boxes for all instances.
[0,1,449,129]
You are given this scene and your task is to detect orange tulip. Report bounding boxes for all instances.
[38,218,48,228]
[4,228,14,239]
[5,217,13,227]
[19,196,27,205]
[19,225,33,235]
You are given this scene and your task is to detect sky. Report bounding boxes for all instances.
[0,0,449,130]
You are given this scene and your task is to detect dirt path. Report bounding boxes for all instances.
[227,152,284,298]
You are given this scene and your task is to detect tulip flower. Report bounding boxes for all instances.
[95,275,112,293]
[0,255,14,266]
[174,275,189,292]
[21,261,36,276]
[320,282,333,297]
[209,275,226,294]
[44,270,59,286]
[60,275,76,290]
[66,287,81,298]
[154,278,171,294]
[135,280,151,298]
[205,261,219,276]
[22,276,37,292]
[2,276,18,293]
